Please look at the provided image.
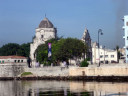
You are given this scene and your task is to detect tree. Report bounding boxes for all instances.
[0,43,21,56]
[0,43,30,57]
[36,38,87,65]
[19,43,30,57]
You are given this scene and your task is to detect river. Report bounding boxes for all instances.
[0,80,128,96]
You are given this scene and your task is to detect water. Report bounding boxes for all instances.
[0,80,128,96]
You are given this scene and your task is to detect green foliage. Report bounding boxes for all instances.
[0,43,20,56]
[36,38,87,65]
[80,59,89,67]
[20,43,30,57]
[21,72,33,76]
[0,43,30,57]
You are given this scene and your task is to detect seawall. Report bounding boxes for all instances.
[1,63,128,81]
[24,65,128,77]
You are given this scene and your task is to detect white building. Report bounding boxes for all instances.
[92,42,118,64]
[0,56,27,64]
[30,17,57,65]
[122,15,128,63]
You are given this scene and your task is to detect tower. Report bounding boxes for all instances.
[81,27,92,61]
[30,17,57,66]
[123,15,128,63]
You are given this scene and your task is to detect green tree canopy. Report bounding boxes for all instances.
[36,38,87,65]
[0,43,30,57]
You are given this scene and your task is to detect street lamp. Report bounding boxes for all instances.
[104,46,105,64]
[98,29,103,67]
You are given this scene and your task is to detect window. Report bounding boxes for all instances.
[111,55,114,58]
[18,60,20,63]
[0,61,1,63]
[41,35,44,38]
[100,55,103,58]
[100,61,104,63]
[2,60,4,63]
[14,60,17,63]
[21,60,23,62]
[105,55,108,58]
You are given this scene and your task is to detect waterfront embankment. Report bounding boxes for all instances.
[1,63,128,81]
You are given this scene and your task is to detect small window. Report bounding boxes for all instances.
[100,61,104,63]
[105,55,108,58]
[21,60,23,62]
[14,60,17,63]
[18,60,20,63]
[100,55,103,58]
[111,55,114,58]
[2,60,4,63]
[41,35,44,38]
[0,61,1,63]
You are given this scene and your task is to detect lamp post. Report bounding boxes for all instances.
[104,46,105,64]
[98,29,103,67]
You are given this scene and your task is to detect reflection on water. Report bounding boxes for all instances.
[0,80,128,96]
[28,89,91,96]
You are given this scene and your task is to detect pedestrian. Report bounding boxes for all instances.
[66,60,69,68]
[27,57,31,68]
[63,61,66,68]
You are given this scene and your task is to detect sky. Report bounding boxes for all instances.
[0,0,128,49]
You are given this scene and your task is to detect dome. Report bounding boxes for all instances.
[39,18,54,28]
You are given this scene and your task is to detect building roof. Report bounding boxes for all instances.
[39,17,54,28]
[0,56,27,59]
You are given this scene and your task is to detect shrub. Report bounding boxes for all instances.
[21,72,33,76]
[80,60,89,67]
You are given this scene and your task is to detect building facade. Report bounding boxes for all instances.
[0,56,27,64]
[30,17,57,66]
[123,15,128,63]
[92,42,118,64]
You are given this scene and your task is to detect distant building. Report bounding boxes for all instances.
[81,27,92,60]
[30,17,57,65]
[0,56,27,64]
[122,15,128,63]
[92,42,118,64]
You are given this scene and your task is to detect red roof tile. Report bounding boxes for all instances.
[0,56,27,59]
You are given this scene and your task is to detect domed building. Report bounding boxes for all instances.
[30,17,57,66]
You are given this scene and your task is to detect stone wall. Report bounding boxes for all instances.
[0,63,26,77]
[1,63,128,77]
[69,66,128,76]
[24,66,69,76]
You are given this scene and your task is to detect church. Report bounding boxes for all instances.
[30,17,57,66]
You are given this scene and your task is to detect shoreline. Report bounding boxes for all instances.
[1,76,128,82]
